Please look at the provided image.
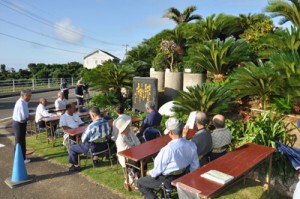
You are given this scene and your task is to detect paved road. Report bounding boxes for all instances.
[0,120,126,199]
[0,89,77,120]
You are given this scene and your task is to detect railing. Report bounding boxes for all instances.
[0,78,77,93]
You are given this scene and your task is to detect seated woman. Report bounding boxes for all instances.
[115,116,145,190]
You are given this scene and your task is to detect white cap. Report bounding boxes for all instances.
[164,117,182,135]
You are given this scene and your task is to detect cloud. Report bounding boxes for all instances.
[54,18,84,43]
[144,15,173,27]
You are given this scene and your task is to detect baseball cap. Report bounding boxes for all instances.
[164,117,182,135]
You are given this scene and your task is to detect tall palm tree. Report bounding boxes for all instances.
[163,5,202,25]
[264,0,300,26]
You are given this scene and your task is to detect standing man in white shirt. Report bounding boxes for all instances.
[54,91,68,111]
[12,89,34,164]
[35,98,56,138]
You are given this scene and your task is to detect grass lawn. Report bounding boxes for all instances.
[27,133,290,199]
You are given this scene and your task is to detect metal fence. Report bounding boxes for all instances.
[0,78,77,93]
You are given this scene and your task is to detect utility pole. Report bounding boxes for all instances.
[123,44,129,60]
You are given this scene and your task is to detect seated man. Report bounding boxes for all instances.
[59,103,84,144]
[137,118,199,199]
[137,101,162,140]
[183,111,212,165]
[210,114,232,161]
[35,98,56,138]
[59,103,84,130]
[54,91,68,111]
[68,106,111,171]
[111,103,131,141]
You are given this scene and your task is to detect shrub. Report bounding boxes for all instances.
[172,82,234,116]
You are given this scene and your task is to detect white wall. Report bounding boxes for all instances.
[84,51,115,69]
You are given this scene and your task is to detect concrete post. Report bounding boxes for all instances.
[150,68,165,91]
[183,72,207,91]
[164,69,183,97]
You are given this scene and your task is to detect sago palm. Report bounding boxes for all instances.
[187,37,251,81]
[163,5,202,25]
[172,83,234,116]
[264,0,300,26]
[83,62,134,103]
[228,60,281,110]
[270,52,300,102]
[187,13,240,42]
[258,26,300,58]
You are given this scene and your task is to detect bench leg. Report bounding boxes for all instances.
[265,154,273,192]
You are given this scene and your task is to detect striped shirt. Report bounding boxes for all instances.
[12,98,29,123]
[81,118,111,143]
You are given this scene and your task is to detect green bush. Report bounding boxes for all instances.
[90,91,119,108]
[226,111,295,181]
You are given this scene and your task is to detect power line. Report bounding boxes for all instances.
[0,32,88,54]
[0,17,99,51]
[0,0,124,47]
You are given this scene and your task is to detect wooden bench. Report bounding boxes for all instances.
[172,143,275,198]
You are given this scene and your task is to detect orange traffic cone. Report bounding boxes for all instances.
[5,143,34,188]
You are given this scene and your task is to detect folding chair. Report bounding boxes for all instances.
[84,137,113,170]
[35,122,46,142]
[158,166,190,199]
[143,127,162,142]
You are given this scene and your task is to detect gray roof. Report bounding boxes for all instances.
[83,49,120,61]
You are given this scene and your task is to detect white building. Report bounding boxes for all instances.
[83,49,120,69]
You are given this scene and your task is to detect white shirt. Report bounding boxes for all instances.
[116,129,140,167]
[150,138,199,178]
[54,98,68,110]
[12,98,29,122]
[35,104,56,123]
[59,112,83,129]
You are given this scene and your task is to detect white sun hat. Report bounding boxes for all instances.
[115,117,131,134]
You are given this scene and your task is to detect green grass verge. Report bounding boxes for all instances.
[27,133,289,199]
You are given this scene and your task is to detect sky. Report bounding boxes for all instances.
[0,0,287,70]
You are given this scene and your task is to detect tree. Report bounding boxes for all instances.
[187,37,252,81]
[228,60,281,110]
[163,5,202,25]
[185,13,240,43]
[257,26,300,59]
[0,64,8,79]
[83,62,134,103]
[264,0,300,26]
[239,16,274,57]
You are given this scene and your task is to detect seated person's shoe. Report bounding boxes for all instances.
[130,182,139,192]
[93,159,99,166]
[69,165,81,172]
